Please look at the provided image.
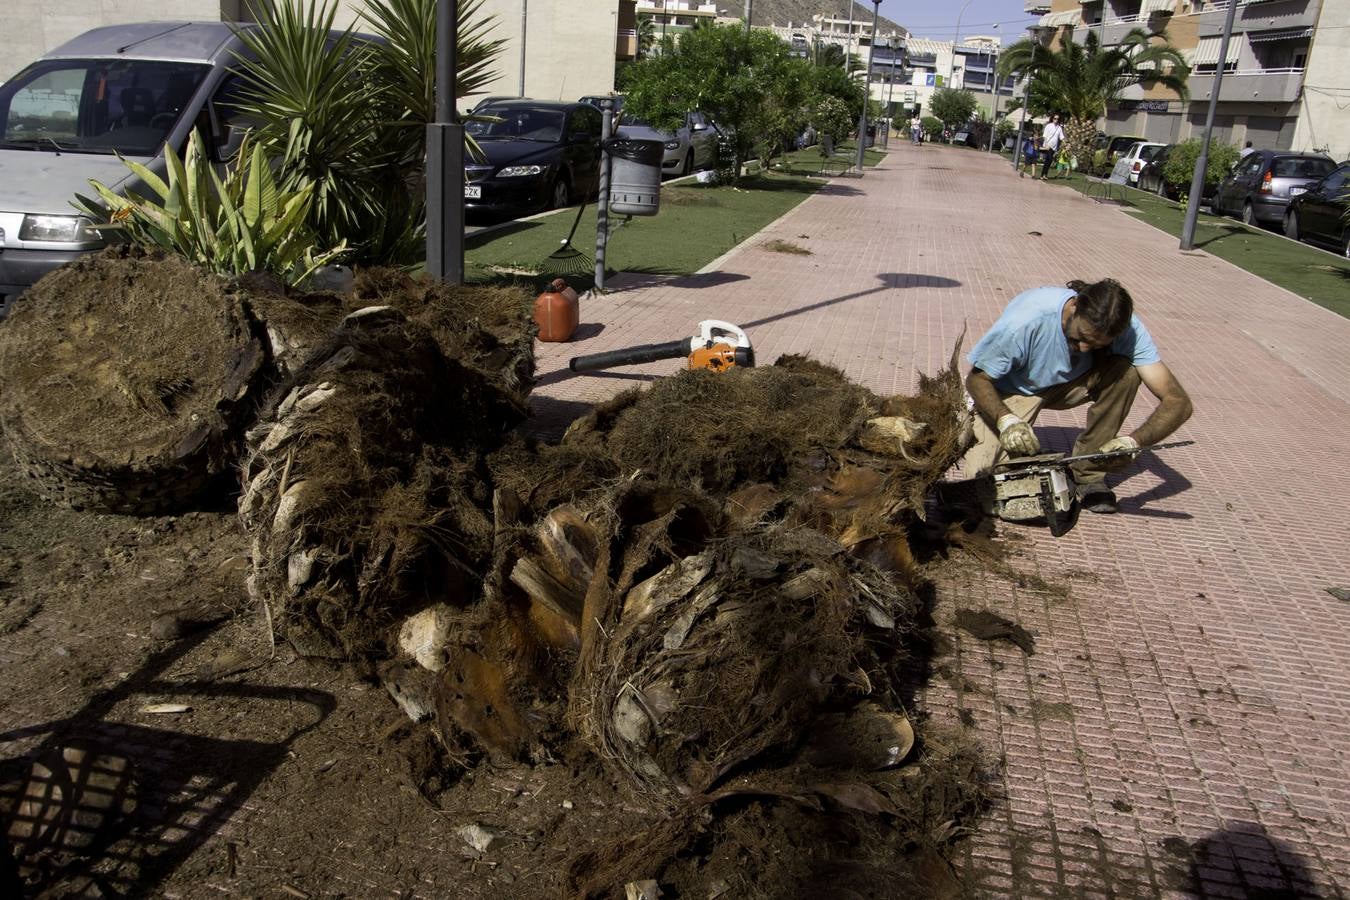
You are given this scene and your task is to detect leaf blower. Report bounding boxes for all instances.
[568,320,754,373]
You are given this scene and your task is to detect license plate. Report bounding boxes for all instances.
[1289,186,1306,197]
[464,184,482,199]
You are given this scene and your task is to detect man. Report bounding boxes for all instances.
[910,114,922,145]
[961,278,1193,513]
[1039,114,1065,179]
[1239,140,1256,159]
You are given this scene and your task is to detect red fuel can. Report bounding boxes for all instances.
[534,278,579,342]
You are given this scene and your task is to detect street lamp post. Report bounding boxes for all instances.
[947,0,974,86]
[426,0,464,284]
[987,24,1000,152]
[1180,0,1238,250]
[855,0,881,173]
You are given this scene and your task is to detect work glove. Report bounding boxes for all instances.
[997,414,1040,457]
[1098,435,1140,470]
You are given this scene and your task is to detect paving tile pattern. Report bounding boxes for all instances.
[532,147,1350,897]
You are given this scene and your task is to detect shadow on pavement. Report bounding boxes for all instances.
[0,630,334,897]
[742,272,961,330]
[1164,821,1322,898]
[608,270,751,292]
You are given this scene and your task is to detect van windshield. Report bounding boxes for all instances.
[0,58,210,156]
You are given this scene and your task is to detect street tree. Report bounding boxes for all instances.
[621,23,808,176]
[997,29,1189,168]
[930,88,978,139]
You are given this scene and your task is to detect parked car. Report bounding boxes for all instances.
[1213,149,1336,227]
[1135,144,1177,197]
[469,95,523,114]
[1283,162,1350,256]
[1104,134,1147,161]
[462,100,602,219]
[617,110,719,177]
[1110,141,1165,185]
[579,94,624,115]
[0,21,262,312]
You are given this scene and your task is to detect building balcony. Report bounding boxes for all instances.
[616,31,638,60]
[1025,0,1052,12]
[1072,18,1150,46]
[1188,68,1305,105]
[1197,0,1318,37]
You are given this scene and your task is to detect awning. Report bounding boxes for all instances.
[1246,26,1314,43]
[1039,9,1080,27]
[1140,0,1175,14]
[1191,33,1245,66]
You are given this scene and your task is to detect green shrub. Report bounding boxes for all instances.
[920,116,943,139]
[1162,138,1242,192]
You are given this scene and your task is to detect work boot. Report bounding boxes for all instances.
[1077,482,1117,514]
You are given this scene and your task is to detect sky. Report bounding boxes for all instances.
[878,0,1043,44]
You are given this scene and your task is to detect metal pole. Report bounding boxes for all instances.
[744,0,752,33]
[1012,38,1034,170]
[845,3,854,77]
[426,0,464,284]
[1180,0,1238,251]
[988,45,999,151]
[885,60,895,147]
[948,0,973,85]
[855,0,879,173]
[518,0,527,96]
[594,99,613,290]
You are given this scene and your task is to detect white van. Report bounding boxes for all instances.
[0,22,255,313]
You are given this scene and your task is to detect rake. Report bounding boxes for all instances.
[539,197,593,278]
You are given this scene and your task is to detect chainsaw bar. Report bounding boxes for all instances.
[1054,439,1194,467]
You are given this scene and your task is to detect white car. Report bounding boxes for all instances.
[617,111,721,177]
[1110,141,1165,185]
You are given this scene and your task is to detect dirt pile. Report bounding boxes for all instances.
[0,247,265,513]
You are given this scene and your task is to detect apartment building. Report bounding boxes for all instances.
[1033,0,1350,158]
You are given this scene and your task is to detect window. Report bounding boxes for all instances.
[0,58,209,156]
[1272,157,1333,179]
[1318,166,1348,196]
[1236,155,1264,178]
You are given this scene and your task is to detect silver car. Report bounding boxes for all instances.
[1213,150,1336,227]
[617,111,720,177]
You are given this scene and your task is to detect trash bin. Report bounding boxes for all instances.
[607,138,663,216]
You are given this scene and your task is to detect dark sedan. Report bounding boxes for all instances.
[1213,149,1336,227]
[463,101,601,220]
[1283,162,1350,257]
[1136,144,1221,203]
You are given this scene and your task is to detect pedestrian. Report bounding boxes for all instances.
[1040,113,1065,179]
[910,113,922,145]
[959,278,1193,514]
[1239,139,1256,159]
[1020,131,1038,176]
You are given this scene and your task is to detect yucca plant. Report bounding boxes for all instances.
[76,130,346,285]
[229,0,504,266]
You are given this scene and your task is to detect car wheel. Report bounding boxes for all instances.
[1284,210,1300,241]
[1241,201,1256,226]
[550,177,570,210]
[1342,232,1350,259]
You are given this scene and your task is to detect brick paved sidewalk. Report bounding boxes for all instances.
[532,146,1350,897]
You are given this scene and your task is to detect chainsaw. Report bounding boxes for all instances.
[991,440,1194,536]
[568,320,754,374]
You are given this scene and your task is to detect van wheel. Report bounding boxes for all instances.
[550,177,570,210]
[1241,201,1256,226]
[1284,210,1300,241]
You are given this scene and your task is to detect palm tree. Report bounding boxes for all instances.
[231,0,504,265]
[997,28,1189,168]
[637,15,657,59]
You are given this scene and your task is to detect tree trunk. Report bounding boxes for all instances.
[1065,116,1099,172]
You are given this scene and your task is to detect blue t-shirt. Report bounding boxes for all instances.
[968,286,1160,396]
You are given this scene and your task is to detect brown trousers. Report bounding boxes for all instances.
[961,354,1142,485]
